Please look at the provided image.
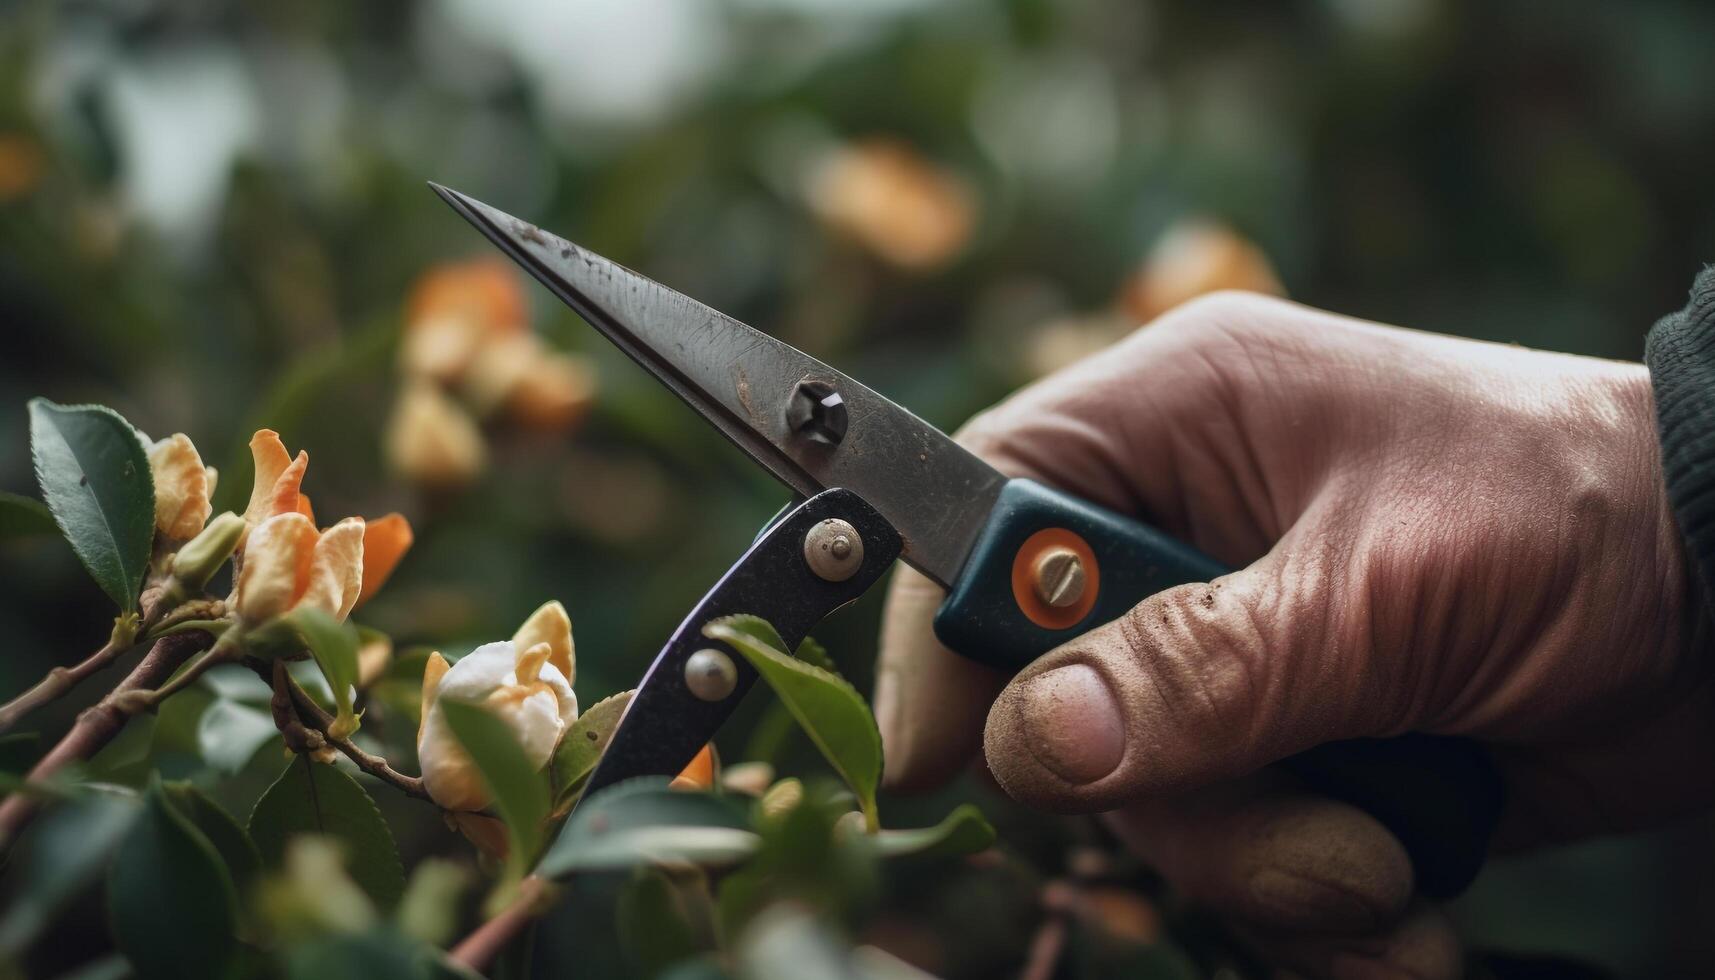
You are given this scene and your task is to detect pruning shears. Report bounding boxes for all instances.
[431,184,1503,899]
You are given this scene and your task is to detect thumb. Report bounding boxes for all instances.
[983,548,1361,813]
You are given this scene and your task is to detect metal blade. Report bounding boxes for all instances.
[431,182,1004,588]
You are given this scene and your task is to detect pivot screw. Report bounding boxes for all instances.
[685,648,738,702]
[803,518,864,582]
[787,379,848,446]
[1032,547,1087,608]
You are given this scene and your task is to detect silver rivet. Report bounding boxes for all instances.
[1032,547,1086,608]
[803,518,864,582]
[685,648,738,702]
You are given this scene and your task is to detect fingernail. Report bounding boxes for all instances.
[1249,868,1379,931]
[1017,664,1124,784]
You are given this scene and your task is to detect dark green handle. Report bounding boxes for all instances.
[932,478,1502,899]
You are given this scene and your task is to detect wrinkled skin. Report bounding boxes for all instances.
[873,293,1715,978]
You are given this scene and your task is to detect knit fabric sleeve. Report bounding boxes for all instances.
[1644,267,1715,601]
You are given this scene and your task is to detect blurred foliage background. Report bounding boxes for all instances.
[3,0,1715,976]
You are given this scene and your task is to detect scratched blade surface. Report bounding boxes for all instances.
[431,182,1004,587]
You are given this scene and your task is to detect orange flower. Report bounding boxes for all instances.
[234,513,365,623]
[670,744,718,791]
[241,430,309,544]
[0,135,43,204]
[400,259,529,383]
[462,334,597,433]
[147,433,215,542]
[234,430,413,620]
[385,381,486,488]
[1119,218,1283,324]
[808,139,975,270]
[361,514,413,602]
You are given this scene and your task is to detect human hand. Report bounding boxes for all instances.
[874,292,1715,977]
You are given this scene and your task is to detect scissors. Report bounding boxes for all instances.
[431,183,1503,899]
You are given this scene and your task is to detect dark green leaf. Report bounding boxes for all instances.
[540,778,757,877]
[248,757,405,907]
[285,931,479,980]
[0,793,137,957]
[549,689,633,808]
[618,869,703,976]
[27,399,154,611]
[0,491,57,541]
[162,781,263,890]
[196,699,279,775]
[439,698,551,875]
[704,615,882,831]
[716,784,876,940]
[108,782,237,980]
[275,607,360,732]
[395,859,471,946]
[868,804,995,860]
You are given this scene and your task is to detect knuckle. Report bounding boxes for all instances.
[1142,290,1297,351]
[1109,582,1272,785]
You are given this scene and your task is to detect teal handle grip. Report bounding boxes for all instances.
[932,478,1502,899]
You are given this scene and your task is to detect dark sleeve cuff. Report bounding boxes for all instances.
[1644,266,1715,602]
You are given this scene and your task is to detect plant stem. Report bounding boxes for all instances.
[114,633,240,715]
[254,657,431,802]
[0,630,138,734]
[0,632,213,855]
[448,875,553,973]
[0,595,225,735]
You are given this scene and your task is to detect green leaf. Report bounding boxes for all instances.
[197,698,280,775]
[704,615,882,831]
[439,698,552,875]
[618,869,703,976]
[0,793,138,957]
[868,804,995,860]
[549,689,633,808]
[793,636,838,674]
[0,491,57,541]
[539,778,758,878]
[108,782,237,980]
[275,607,361,736]
[248,757,405,907]
[162,781,263,891]
[395,859,472,946]
[27,399,156,611]
[285,931,479,980]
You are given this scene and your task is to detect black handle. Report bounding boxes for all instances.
[933,478,1502,898]
[582,488,902,800]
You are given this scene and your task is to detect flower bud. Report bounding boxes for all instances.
[511,600,574,686]
[417,641,578,812]
[808,139,975,270]
[148,433,213,542]
[385,381,486,488]
[507,352,597,433]
[170,511,245,592]
[759,777,803,821]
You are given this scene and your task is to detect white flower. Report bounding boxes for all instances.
[417,639,579,812]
